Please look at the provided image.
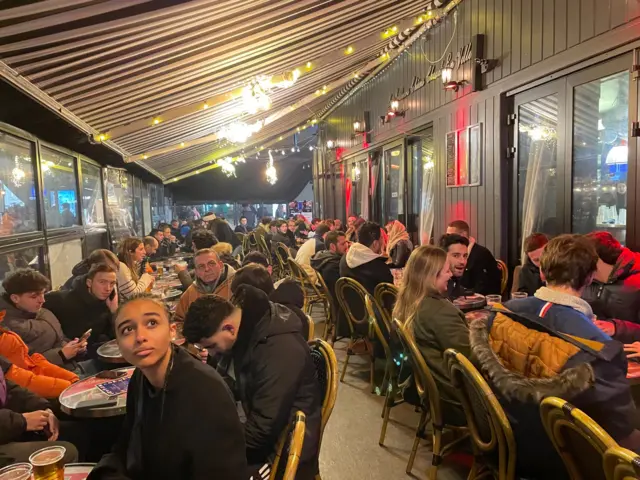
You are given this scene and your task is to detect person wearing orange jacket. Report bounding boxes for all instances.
[0,320,78,399]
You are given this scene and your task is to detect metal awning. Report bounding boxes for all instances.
[0,0,453,182]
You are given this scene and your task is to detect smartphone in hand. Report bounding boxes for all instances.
[79,328,92,343]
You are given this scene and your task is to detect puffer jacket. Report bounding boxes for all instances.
[0,331,78,398]
[387,239,412,269]
[220,285,321,472]
[470,289,636,479]
[0,296,68,367]
[582,247,640,343]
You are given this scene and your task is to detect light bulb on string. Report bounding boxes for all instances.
[291,147,295,153]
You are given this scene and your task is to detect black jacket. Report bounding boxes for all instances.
[271,232,293,250]
[62,259,92,290]
[211,220,241,250]
[223,286,321,468]
[311,251,341,302]
[517,260,544,297]
[89,347,247,480]
[151,239,176,260]
[269,280,308,340]
[44,275,114,350]
[583,248,640,343]
[0,378,49,447]
[235,224,249,234]
[461,242,502,295]
[388,240,412,269]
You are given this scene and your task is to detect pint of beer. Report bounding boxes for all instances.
[157,265,164,278]
[0,463,32,480]
[29,446,65,480]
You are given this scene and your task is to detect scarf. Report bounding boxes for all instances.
[194,264,228,294]
[534,286,594,318]
[386,221,409,257]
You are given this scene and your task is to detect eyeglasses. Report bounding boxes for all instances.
[196,261,219,271]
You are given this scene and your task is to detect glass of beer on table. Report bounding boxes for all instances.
[0,463,32,480]
[29,446,65,480]
[157,265,164,278]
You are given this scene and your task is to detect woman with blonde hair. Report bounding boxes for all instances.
[393,245,469,424]
[116,237,154,299]
[385,220,412,268]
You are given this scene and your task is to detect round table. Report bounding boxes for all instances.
[453,294,486,312]
[464,309,491,323]
[96,340,126,364]
[64,463,96,480]
[59,367,134,418]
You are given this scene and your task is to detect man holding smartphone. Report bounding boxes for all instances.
[45,264,119,359]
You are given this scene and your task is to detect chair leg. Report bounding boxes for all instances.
[406,410,428,474]
[370,356,376,394]
[379,390,392,446]
[428,424,444,480]
[340,351,351,382]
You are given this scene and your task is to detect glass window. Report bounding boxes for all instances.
[80,161,105,225]
[149,183,164,226]
[133,177,143,236]
[40,147,79,229]
[105,169,134,241]
[0,247,42,287]
[518,93,559,256]
[0,132,38,235]
[48,239,82,290]
[572,71,629,244]
[412,128,435,244]
[382,146,404,223]
[142,183,151,236]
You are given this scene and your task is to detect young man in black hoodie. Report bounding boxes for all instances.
[89,295,247,480]
[183,286,322,479]
[446,219,502,295]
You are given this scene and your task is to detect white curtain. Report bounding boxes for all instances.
[419,163,435,245]
[360,159,370,220]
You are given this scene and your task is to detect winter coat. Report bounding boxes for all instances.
[61,259,92,290]
[44,275,114,349]
[582,247,640,343]
[89,346,247,480]
[221,285,321,469]
[387,240,412,269]
[0,330,78,398]
[0,296,68,367]
[310,251,342,302]
[411,296,470,410]
[0,375,49,447]
[271,232,293,250]
[151,239,177,260]
[211,219,241,250]
[460,241,502,295]
[235,224,249,234]
[339,243,393,296]
[269,280,309,340]
[174,265,235,322]
[470,288,636,479]
[516,259,544,297]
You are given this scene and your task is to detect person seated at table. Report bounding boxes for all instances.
[271,220,294,250]
[345,216,365,243]
[183,219,204,253]
[311,230,348,303]
[0,313,78,398]
[385,220,412,268]
[254,216,273,252]
[169,219,183,243]
[235,216,250,234]
[241,251,273,276]
[393,245,468,425]
[295,219,310,242]
[210,218,242,254]
[296,223,330,268]
[340,221,393,296]
[116,238,154,300]
[175,229,219,289]
[149,225,177,260]
[141,236,159,275]
[212,242,241,270]
[516,233,548,296]
[469,234,640,478]
[0,269,88,370]
[446,220,501,295]
[439,234,469,299]
[183,288,321,479]
[173,249,235,322]
[61,249,119,291]
[0,367,78,469]
[88,295,247,480]
[286,219,297,246]
[583,231,640,343]
[231,264,308,340]
[45,264,119,356]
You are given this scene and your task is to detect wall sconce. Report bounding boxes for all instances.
[381,102,405,125]
[441,67,452,84]
[326,140,335,149]
[353,121,365,134]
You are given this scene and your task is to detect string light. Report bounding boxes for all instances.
[203,103,209,109]
[345,46,354,55]
[291,147,295,153]
[306,62,312,69]
[153,118,161,125]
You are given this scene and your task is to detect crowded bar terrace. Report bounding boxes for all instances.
[2,0,640,479]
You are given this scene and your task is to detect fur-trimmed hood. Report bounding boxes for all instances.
[469,316,595,404]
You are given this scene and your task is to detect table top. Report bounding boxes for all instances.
[464,309,491,323]
[96,339,127,364]
[59,367,134,418]
[65,463,96,480]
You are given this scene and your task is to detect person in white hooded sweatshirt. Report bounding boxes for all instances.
[339,221,393,295]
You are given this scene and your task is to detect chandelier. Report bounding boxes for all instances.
[216,156,245,178]
[242,78,271,115]
[218,121,263,144]
[266,150,277,185]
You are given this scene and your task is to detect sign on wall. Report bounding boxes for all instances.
[446,123,482,188]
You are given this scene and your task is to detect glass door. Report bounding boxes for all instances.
[381,142,405,226]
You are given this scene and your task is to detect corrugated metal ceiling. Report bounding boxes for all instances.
[0,0,446,181]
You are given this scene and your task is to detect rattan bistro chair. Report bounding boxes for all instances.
[287,258,329,319]
[374,283,398,331]
[309,340,339,453]
[334,277,374,389]
[540,397,617,480]
[604,446,640,480]
[270,411,306,480]
[275,242,292,279]
[445,349,516,480]
[497,260,508,295]
[394,319,469,479]
[305,315,315,341]
[313,273,336,342]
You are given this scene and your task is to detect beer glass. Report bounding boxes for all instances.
[0,463,32,480]
[29,446,65,480]
[157,265,164,278]
[511,292,528,300]
[485,294,501,306]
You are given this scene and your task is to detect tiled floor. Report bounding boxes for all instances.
[313,317,469,480]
